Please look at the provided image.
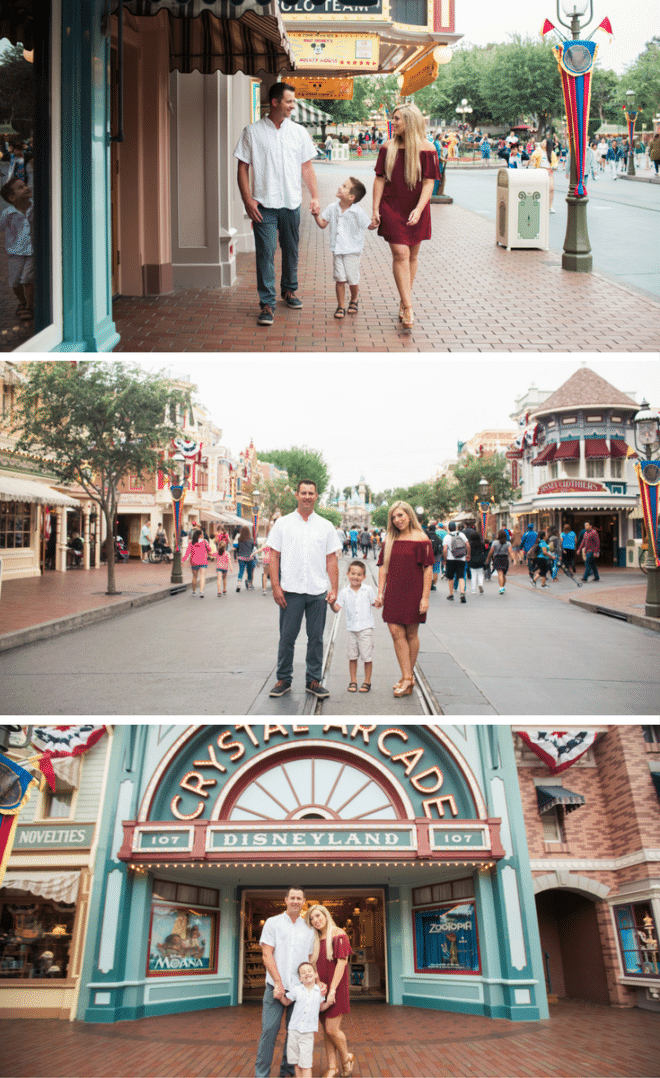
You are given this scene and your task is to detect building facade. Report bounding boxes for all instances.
[0,728,113,1020]
[76,724,548,1024]
[515,725,660,1013]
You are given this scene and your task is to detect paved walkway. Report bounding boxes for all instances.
[1,999,659,1077]
[113,161,659,354]
[0,559,655,657]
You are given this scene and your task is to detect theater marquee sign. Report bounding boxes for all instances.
[118,725,504,867]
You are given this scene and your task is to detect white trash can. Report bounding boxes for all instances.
[496,168,550,251]
[331,139,349,162]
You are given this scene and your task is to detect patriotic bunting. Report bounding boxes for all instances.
[515,730,597,774]
[31,726,106,791]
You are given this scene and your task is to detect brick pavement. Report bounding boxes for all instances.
[113,162,659,354]
[1,999,659,1077]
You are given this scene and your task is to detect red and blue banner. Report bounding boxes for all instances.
[554,39,597,197]
[0,753,39,886]
[635,460,660,568]
[31,726,106,790]
[515,730,597,774]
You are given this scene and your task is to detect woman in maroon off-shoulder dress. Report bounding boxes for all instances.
[377,500,434,697]
[306,904,355,1078]
[371,102,439,329]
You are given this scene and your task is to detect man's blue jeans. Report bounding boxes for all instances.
[255,984,294,1078]
[583,552,600,581]
[277,591,327,684]
[252,205,300,309]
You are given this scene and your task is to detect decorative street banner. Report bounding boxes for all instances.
[635,460,660,568]
[414,902,480,973]
[31,726,106,791]
[400,52,439,96]
[515,730,597,774]
[0,753,39,887]
[288,32,379,69]
[288,76,354,100]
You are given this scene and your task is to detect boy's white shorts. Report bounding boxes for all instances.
[333,252,361,286]
[287,1028,315,1068]
[7,255,34,288]
[347,627,374,662]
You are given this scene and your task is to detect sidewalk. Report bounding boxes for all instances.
[112,162,659,354]
[0,558,655,658]
[1,998,659,1077]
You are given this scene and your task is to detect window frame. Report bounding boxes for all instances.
[613,901,660,980]
[412,897,482,976]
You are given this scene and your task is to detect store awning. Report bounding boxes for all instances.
[584,439,610,459]
[293,100,333,127]
[199,510,223,522]
[610,440,635,459]
[554,441,580,460]
[213,509,245,526]
[120,1,294,76]
[532,444,557,466]
[1,870,79,903]
[536,785,585,815]
[0,475,79,507]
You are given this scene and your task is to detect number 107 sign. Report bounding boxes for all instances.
[430,826,489,851]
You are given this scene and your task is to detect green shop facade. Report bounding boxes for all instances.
[78,725,549,1023]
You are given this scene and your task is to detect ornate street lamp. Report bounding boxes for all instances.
[622,88,641,177]
[632,400,660,618]
[169,451,186,587]
[476,477,492,538]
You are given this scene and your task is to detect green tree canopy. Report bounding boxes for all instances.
[371,477,459,527]
[260,475,296,523]
[12,361,187,594]
[316,505,342,527]
[258,446,330,497]
[452,454,519,512]
[619,37,660,128]
[482,36,564,134]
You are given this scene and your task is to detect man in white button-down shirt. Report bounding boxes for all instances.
[235,83,320,327]
[267,480,340,699]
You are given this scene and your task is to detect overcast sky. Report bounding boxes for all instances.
[454,0,656,74]
[132,358,660,494]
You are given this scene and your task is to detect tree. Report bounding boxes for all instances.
[310,75,373,126]
[316,505,342,527]
[260,475,296,523]
[0,45,34,130]
[452,455,519,513]
[258,446,330,497]
[590,68,620,127]
[370,478,458,528]
[482,36,564,134]
[12,361,187,595]
[619,37,660,125]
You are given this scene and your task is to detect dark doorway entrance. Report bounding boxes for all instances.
[536,889,610,1005]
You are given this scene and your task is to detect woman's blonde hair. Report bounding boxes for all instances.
[385,103,429,189]
[305,904,345,963]
[381,500,427,574]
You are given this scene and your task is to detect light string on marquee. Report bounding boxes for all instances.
[541,16,613,198]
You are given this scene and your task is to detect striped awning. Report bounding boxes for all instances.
[1,870,79,903]
[536,785,585,815]
[292,100,333,127]
[584,439,610,459]
[0,475,79,507]
[120,1,294,75]
[610,440,635,459]
[532,444,557,466]
[554,441,580,460]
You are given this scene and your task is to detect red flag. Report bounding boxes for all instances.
[540,19,555,36]
[597,17,613,35]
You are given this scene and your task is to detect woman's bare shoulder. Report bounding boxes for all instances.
[332,928,348,938]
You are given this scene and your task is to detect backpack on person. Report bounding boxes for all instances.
[450,532,467,559]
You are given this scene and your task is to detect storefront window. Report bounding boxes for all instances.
[615,902,659,977]
[586,460,605,478]
[147,879,219,977]
[0,896,75,979]
[611,460,623,479]
[413,899,481,974]
[0,499,31,547]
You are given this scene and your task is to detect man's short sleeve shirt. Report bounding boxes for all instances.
[268,511,341,594]
[259,912,316,991]
[234,117,317,210]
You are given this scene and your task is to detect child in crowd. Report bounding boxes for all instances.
[283,962,333,1078]
[0,176,34,322]
[260,543,271,595]
[182,528,215,598]
[311,176,376,320]
[214,538,229,597]
[329,560,380,693]
[507,144,521,168]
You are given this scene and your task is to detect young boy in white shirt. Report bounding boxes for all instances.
[284,961,332,1078]
[0,177,34,322]
[329,560,380,693]
[311,176,376,320]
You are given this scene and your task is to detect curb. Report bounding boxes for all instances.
[568,596,660,633]
[0,584,188,654]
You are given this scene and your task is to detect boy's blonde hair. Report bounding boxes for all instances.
[384,103,429,189]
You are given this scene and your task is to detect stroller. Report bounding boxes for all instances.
[115,536,129,563]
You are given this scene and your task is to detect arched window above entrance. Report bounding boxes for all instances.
[223,755,404,822]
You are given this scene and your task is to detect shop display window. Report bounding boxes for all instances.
[614,902,659,978]
[0,501,32,548]
[413,898,481,975]
[147,879,219,977]
[0,897,75,979]
[412,877,474,907]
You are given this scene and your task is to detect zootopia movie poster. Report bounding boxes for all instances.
[147,904,217,975]
[413,902,480,973]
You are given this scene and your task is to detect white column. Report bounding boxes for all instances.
[170,70,241,287]
[55,507,67,572]
[83,505,91,570]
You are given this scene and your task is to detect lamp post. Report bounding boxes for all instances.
[623,88,640,177]
[169,451,186,587]
[555,0,594,272]
[632,400,660,618]
[477,477,492,538]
